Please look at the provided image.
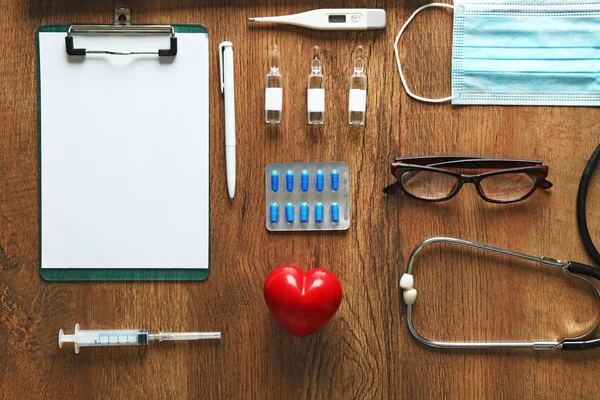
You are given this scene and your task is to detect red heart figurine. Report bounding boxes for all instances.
[264,265,342,337]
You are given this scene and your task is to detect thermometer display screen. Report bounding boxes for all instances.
[328,15,347,23]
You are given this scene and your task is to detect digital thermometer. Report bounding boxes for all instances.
[248,8,386,31]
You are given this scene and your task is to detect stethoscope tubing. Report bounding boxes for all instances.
[577,144,600,266]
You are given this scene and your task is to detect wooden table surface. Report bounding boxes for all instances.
[1,0,599,398]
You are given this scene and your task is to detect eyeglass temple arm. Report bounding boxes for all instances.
[395,157,543,168]
[383,182,400,194]
[539,179,553,189]
[562,261,600,350]
[395,156,488,164]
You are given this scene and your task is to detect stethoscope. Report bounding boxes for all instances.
[400,145,600,350]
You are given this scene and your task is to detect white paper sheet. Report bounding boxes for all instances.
[39,31,209,269]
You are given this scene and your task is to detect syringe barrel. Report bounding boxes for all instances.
[59,325,148,353]
[73,329,148,347]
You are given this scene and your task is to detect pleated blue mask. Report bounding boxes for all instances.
[394,0,600,106]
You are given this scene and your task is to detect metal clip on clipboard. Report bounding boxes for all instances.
[65,8,177,57]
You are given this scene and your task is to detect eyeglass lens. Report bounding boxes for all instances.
[401,170,459,200]
[478,172,537,202]
[401,169,538,202]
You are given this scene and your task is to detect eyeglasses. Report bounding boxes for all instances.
[383,156,553,203]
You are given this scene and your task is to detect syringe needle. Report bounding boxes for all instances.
[148,332,222,342]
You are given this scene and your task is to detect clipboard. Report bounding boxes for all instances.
[37,12,210,281]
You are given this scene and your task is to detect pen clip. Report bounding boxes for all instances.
[218,41,232,94]
[219,43,225,93]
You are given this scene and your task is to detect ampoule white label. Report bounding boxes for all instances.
[349,89,367,112]
[265,88,283,111]
[307,88,325,112]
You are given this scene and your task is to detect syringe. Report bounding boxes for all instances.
[59,324,221,354]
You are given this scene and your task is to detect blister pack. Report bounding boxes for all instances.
[265,162,350,231]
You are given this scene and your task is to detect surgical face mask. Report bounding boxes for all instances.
[394,0,600,106]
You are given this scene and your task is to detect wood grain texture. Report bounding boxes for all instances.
[1,0,599,398]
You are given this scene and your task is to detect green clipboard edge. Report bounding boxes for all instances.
[37,24,211,281]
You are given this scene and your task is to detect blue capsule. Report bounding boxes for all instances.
[269,203,279,223]
[286,170,294,192]
[285,202,294,223]
[315,202,324,223]
[316,170,324,192]
[331,202,339,223]
[331,169,339,191]
[301,170,309,192]
[300,202,309,223]
[271,170,279,192]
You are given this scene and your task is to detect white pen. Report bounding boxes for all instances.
[219,41,236,199]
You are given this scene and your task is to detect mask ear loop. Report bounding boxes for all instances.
[394,3,454,103]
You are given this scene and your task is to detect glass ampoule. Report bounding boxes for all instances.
[265,45,283,124]
[307,46,325,125]
[348,45,367,125]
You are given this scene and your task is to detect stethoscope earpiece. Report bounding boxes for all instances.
[400,273,417,305]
